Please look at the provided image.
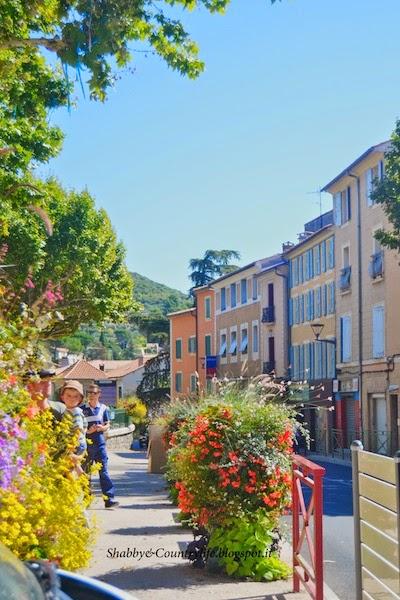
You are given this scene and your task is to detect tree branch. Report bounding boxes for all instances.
[0,37,66,53]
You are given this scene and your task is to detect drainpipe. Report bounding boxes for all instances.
[274,262,289,379]
[348,172,363,433]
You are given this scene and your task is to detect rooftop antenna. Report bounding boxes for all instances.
[307,187,323,215]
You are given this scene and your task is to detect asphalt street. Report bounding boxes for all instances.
[308,459,355,600]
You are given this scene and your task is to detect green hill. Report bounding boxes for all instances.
[131,272,192,315]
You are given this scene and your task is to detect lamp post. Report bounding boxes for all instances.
[310,322,336,346]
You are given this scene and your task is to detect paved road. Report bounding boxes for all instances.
[315,460,355,600]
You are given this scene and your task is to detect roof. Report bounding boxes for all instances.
[284,224,334,255]
[258,253,287,272]
[322,141,390,192]
[89,359,151,379]
[55,360,109,380]
[167,307,196,317]
[211,257,270,286]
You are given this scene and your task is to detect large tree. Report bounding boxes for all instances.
[2,178,136,337]
[189,249,240,290]
[372,120,400,252]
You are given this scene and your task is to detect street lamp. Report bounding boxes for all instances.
[310,323,336,345]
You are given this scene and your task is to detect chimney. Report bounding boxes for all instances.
[282,241,294,253]
[99,363,105,371]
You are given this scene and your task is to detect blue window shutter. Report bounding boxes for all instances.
[289,298,293,326]
[331,282,336,312]
[310,289,315,320]
[299,255,304,284]
[321,241,326,272]
[334,192,342,226]
[309,249,314,279]
[347,186,352,220]
[300,294,305,323]
[379,160,384,179]
[288,260,292,289]
[310,343,315,380]
[341,316,351,362]
[372,306,385,358]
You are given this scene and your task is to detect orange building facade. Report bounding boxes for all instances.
[168,286,215,399]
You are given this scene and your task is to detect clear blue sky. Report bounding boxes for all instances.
[42,0,400,293]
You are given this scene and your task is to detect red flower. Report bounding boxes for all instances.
[231,481,240,488]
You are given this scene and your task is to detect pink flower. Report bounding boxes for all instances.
[24,278,35,289]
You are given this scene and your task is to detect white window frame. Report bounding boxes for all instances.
[372,304,385,359]
[252,320,259,357]
[229,326,238,362]
[240,323,248,356]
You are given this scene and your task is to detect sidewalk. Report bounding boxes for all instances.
[83,450,324,600]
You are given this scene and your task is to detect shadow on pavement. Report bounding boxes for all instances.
[96,564,293,596]
[109,525,185,536]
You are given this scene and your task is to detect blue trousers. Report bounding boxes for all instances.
[86,445,115,500]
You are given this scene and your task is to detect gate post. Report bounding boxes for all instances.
[351,440,363,600]
[292,455,325,600]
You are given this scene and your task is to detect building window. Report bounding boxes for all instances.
[188,336,196,354]
[241,279,247,304]
[175,338,182,360]
[320,241,327,272]
[240,328,248,354]
[190,374,197,393]
[313,245,321,276]
[205,296,211,319]
[372,305,385,358]
[205,334,212,357]
[366,162,383,206]
[221,288,226,311]
[219,333,227,358]
[334,188,351,225]
[230,283,237,308]
[327,282,335,314]
[252,323,259,354]
[327,237,335,269]
[252,278,258,300]
[229,330,237,356]
[340,316,352,363]
[175,372,182,392]
[206,378,212,394]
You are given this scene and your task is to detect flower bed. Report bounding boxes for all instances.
[161,380,299,581]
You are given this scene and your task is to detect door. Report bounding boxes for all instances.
[372,394,388,455]
[345,395,356,446]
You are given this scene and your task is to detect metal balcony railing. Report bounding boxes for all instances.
[302,427,394,459]
[263,360,276,374]
[262,306,275,323]
[339,266,351,291]
[369,251,384,279]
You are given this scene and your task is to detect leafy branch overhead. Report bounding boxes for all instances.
[0,1,280,101]
[372,119,400,252]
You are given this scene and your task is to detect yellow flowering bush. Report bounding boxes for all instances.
[0,252,96,569]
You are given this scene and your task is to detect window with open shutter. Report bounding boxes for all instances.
[372,305,385,358]
[334,192,342,226]
[341,316,352,363]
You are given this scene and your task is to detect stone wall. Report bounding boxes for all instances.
[106,425,135,451]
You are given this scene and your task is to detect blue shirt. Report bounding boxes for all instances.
[82,403,110,448]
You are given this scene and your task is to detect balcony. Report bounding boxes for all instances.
[339,266,351,292]
[369,251,384,279]
[262,305,275,323]
[263,360,275,374]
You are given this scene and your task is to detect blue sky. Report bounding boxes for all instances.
[43,0,400,293]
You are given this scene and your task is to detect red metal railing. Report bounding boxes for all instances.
[292,454,326,600]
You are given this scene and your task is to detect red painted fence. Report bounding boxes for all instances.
[292,455,326,600]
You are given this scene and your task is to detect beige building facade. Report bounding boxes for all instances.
[213,262,263,380]
[323,141,400,454]
[257,254,289,379]
[286,213,336,450]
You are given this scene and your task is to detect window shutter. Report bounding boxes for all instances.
[341,316,352,362]
[379,160,384,179]
[299,255,304,284]
[334,192,342,226]
[372,306,385,358]
[310,289,315,320]
[316,286,321,318]
[289,298,293,326]
[347,186,352,220]
[300,294,305,323]
[331,282,336,312]
[366,169,373,206]
[321,241,326,272]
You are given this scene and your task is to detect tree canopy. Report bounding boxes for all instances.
[189,249,241,291]
[372,120,400,252]
[2,179,136,338]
